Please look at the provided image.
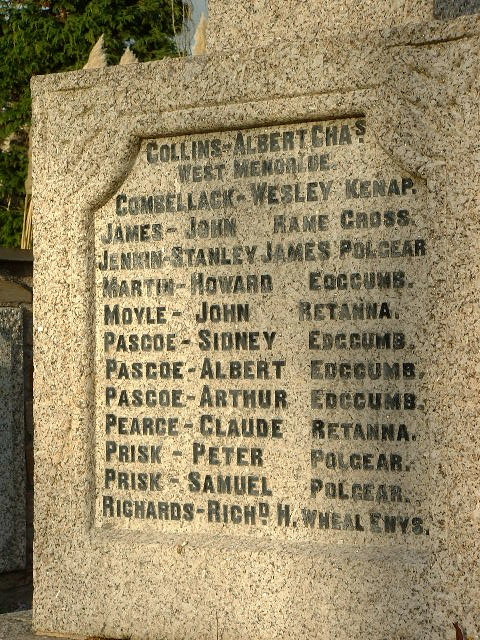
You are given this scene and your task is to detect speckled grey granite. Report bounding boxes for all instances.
[31,5,480,640]
[0,309,25,573]
[434,0,480,18]
[0,612,78,640]
[207,0,434,53]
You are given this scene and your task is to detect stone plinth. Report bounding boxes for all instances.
[0,612,75,640]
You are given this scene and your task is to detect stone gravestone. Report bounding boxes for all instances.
[0,309,25,573]
[32,1,480,639]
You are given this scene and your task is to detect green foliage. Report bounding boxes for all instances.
[0,206,23,246]
[0,0,187,247]
[0,135,28,246]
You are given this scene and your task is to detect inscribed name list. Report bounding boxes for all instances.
[94,118,430,544]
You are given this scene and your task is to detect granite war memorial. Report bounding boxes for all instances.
[32,1,480,638]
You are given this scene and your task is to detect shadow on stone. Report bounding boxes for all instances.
[0,570,33,614]
[434,0,480,19]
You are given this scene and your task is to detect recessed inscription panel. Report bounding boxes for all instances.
[94,118,430,545]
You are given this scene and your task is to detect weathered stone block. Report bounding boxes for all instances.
[434,0,480,19]
[32,7,480,640]
[0,309,25,573]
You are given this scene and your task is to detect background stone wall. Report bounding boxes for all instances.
[0,249,33,573]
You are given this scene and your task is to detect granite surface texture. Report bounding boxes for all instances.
[0,309,25,573]
[0,612,78,640]
[434,0,480,19]
[31,8,480,640]
[207,0,435,52]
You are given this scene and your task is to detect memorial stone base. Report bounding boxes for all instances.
[32,3,480,639]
